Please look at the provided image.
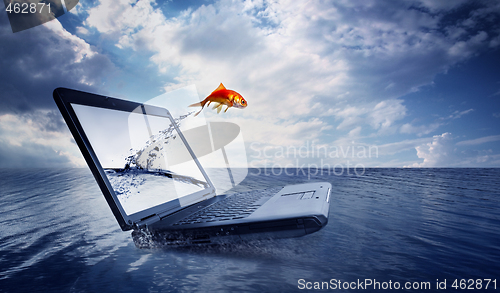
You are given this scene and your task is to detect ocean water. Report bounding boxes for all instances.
[0,168,499,292]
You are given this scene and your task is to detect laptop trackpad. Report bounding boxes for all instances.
[247,182,327,221]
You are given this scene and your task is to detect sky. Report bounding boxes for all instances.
[0,0,499,168]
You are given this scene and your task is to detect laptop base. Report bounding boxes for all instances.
[132,215,327,248]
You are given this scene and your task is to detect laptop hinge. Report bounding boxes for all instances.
[157,210,174,219]
[136,214,161,229]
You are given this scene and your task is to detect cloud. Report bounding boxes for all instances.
[400,108,474,137]
[0,12,115,114]
[456,134,500,146]
[400,122,441,136]
[408,132,500,167]
[446,109,474,120]
[369,100,408,133]
[333,99,407,134]
[232,115,332,147]
[447,31,488,59]
[86,0,164,38]
[348,126,362,137]
[377,136,434,156]
[0,13,116,167]
[415,0,471,12]
[0,111,85,168]
[410,132,454,167]
[76,26,90,35]
[491,90,500,97]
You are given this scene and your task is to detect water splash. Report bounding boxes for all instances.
[125,111,194,171]
[104,111,208,210]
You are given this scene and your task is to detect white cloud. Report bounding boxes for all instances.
[415,0,470,12]
[448,31,488,59]
[333,99,407,134]
[0,14,115,166]
[400,108,474,137]
[377,136,434,156]
[76,26,90,35]
[400,122,441,136]
[348,126,362,137]
[0,13,115,113]
[446,108,474,120]
[86,0,159,35]
[408,132,500,167]
[491,90,500,97]
[410,132,454,167]
[0,6,123,167]
[369,100,407,133]
[456,134,500,146]
[0,111,85,167]
[232,115,332,147]
[44,18,96,62]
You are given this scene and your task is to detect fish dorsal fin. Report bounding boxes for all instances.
[212,83,226,93]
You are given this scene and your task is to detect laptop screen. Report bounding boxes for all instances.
[71,102,212,218]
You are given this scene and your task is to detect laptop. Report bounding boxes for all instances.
[53,87,331,246]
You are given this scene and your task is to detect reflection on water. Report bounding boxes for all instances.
[0,168,499,292]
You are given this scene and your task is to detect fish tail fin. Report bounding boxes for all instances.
[190,100,207,117]
[189,102,202,107]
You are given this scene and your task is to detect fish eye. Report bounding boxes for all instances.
[242,100,246,105]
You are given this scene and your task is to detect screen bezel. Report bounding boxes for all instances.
[53,88,216,231]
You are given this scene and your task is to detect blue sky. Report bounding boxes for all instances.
[0,0,499,168]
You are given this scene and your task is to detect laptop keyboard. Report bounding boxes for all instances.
[172,188,281,226]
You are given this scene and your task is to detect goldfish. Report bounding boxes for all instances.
[189,83,247,116]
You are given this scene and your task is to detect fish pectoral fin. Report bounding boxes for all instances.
[224,106,230,112]
[194,109,203,117]
[216,104,223,114]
